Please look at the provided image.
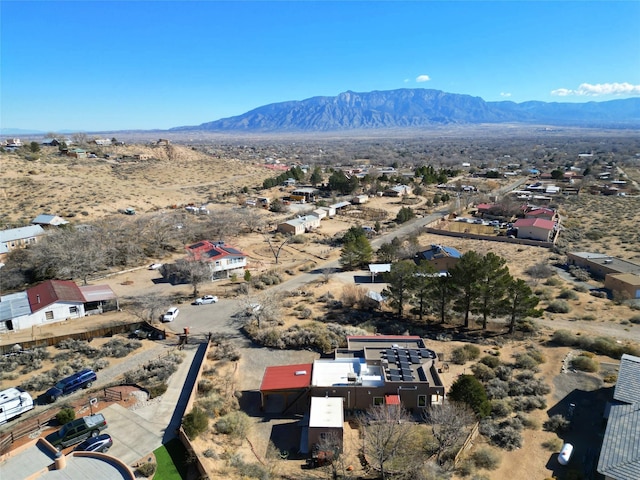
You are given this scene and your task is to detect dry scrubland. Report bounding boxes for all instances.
[2,139,640,480]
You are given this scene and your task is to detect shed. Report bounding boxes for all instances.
[368,263,391,282]
[260,363,312,412]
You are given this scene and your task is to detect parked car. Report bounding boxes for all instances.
[44,369,97,403]
[194,295,218,305]
[148,263,163,270]
[45,414,107,448]
[162,307,180,322]
[74,433,113,453]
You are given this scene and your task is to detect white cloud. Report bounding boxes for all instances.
[416,75,431,83]
[551,82,640,97]
[500,92,512,97]
[404,78,410,83]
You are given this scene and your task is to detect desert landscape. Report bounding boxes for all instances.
[2,132,640,480]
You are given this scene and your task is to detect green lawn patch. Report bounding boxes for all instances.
[153,438,190,480]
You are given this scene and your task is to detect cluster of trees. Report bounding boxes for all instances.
[382,251,542,332]
[414,164,460,184]
[261,166,305,189]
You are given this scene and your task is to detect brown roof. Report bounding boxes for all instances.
[27,280,85,312]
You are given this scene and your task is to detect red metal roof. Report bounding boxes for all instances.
[526,208,555,216]
[185,240,247,262]
[260,363,313,392]
[385,394,401,405]
[347,335,422,341]
[27,280,85,312]
[513,218,555,230]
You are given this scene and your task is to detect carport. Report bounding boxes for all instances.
[260,363,312,413]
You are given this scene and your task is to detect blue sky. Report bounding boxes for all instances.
[2,1,639,132]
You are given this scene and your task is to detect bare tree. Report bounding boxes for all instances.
[205,209,242,241]
[264,234,291,264]
[241,208,266,233]
[358,404,415,480]
[172,258,212,297]
[241,293,282,329]
[316,430,347,480]
[424,401,475,467]
[125,293,166,324]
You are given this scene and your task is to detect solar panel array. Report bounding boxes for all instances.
[381,347,437,382]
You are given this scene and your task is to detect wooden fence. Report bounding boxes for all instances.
[454,421,480,466]
[0,413,56,455]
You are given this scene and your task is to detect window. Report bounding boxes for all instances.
[69,306,78,315]
[373,397,384,406]
[418,395,427,408]
[45,311,54,320]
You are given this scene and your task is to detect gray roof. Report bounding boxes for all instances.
[0,291,31,322]
[569,252,640,275]
[597,354,640,480]
[31,214,68,226]
[0,225,45,244]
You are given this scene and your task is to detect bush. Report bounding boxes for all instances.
[571,355,599,372]
[558,289,578,300]
[512,353,539,371]
[542,438,563,451]
[449,375,491,417]
[135,462,157,477]
[485,378,509,400]
[215,411,251,440]
[543,414,570,433]
[479,355,501,368]
[547,300,571,313]
[451,344,481,365]
[471,447,501,470]
[183,406,209,439]
[56,408,75,424]
[490,399,512,418]
[630,315,640,325]
[471,363,496,382]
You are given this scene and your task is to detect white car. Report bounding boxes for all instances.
[149,263,163,270]
[194,295,218,305]
[162,307,179,322]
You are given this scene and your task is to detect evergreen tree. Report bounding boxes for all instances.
[309,166,323,186]
[410,261,437,321]
[340,235,373,270]
[449,375,491,417]
[450,251,484,328]
[428,272,455,324]
[504,278,542,334]
[382,260,416,318]
[473,253,512,329]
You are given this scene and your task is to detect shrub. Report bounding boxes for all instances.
[490,399,512,418]
[56,408,75,424]
[558,289,578,300]
[603,373,618,383]
[183,406,209,439]
[471,363,495,382]
[542,438,563,451]
[547,300,571,313]
[479,355,501,368]
[449,375,491,417]
[485,378,509,400]
[571,356,599,372]
[451,344,481,364]
[630,315,640,325]
[510,395,546,412]
[215,411,251,440]
[544,277,562,286]
[471,447,501,470]
[543,414,570,433]
[512,353,539,371]
[135,462,157,477]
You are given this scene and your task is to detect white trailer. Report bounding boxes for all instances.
[0,388,34,424]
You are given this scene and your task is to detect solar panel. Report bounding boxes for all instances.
[390,375,402,382]
[222,247,244,255]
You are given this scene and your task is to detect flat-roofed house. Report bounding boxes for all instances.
[605,273,640,300]
[277,215,321,235]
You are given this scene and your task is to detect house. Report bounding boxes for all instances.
[352,195,369,205]
[156,139,171,146]
[0,225,46,260]
[184,241,248,279]
[384,185,412,197]
[93,138,112,146]
[414,244,462,273]
[4,138,22,147]
[524,207,556,221]
[31,214,69,228]
[283,178,297,187]
[567,252,640,279]
[512,218,556,242]
[604,273,640,300]
[260,335,445,415]
[312,208,327,220]
[291,187,319,203]
[277,215,321,235]
[318,206,336,217]
[597,354,640,480]
[0,280,118,333]
[67,148,87,159]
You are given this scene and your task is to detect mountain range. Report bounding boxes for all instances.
[172,89,640,132]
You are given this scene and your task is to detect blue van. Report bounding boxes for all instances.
[45,369,97,403]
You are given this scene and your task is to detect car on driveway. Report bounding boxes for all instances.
[45,413,107,448]
[74,433,113,453]
[148,263,163,270]
[44,368,97,403]
[194,295,218,305]
[162,307,179,322]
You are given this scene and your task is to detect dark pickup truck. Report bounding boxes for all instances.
[45,413,107,448]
